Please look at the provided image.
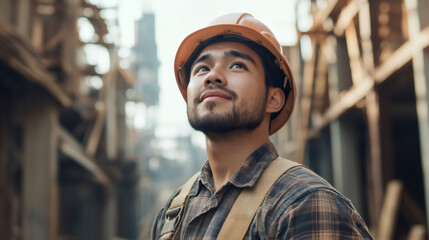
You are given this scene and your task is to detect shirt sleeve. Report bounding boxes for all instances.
[151,188,182,240]
[151,207,165,240]
[277,189,373,240]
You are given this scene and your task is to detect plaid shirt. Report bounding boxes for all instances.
[152,141,373,239]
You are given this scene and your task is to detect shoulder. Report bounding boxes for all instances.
[265,165,343,206]
[266,165,358,217]
[258,166,373,239]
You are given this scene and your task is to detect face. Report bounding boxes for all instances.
[186,41,268,136]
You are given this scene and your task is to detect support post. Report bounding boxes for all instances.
[405,0,429,229]
[296,39,317,163]
[359,0,384,225]
[20,94,59,240]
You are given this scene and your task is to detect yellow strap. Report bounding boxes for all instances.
[160,172,200,240]
[217,157,301,240]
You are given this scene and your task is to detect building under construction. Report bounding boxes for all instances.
[272,0,429,239]
[0,0,142,239]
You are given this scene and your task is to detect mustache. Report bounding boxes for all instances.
[194,85,238,103]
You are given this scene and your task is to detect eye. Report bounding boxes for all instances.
[193,66,210,75]
[230,63,247,70]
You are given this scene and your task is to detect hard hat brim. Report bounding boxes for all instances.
[174,24,296,135]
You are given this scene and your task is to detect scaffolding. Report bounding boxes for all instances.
[272,0,429,238]
[0,0,140,239]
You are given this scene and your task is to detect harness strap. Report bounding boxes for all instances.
[160,172,200,240]
[216,157,301,239]
[160,157,301,240]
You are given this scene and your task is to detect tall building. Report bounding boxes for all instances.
[134,13,160,106]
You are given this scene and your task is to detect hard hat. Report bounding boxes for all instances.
[174,13,296,135]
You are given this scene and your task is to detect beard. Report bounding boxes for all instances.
[187,86,267,137]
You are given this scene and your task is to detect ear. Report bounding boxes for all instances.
[266,87,285,114]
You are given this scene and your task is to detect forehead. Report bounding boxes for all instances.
[197,41,262,63]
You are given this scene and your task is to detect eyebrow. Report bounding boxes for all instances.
[191,53,212,70]
[224,50,256,64]
[191,50,256,71]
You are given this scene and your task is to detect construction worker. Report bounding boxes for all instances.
[152,13,373,239]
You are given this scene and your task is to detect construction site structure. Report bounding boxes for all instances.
[0,0,142,239]
[271,0,429,239]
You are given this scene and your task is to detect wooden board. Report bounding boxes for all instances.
[21,94,59,240]
[376,181,403,240]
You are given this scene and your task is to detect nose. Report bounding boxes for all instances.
[203,67,227,87]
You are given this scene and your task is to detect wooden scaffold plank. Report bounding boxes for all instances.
[58,127,111,186]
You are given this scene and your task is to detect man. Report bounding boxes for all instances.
[152,13,373,239]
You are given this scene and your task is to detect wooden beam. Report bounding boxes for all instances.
[313,43,329,111]
[308,78,373,138]
[85,108,106,157]
[359,0,384,225]
[295,39,317,163]
[307,25,429,138]
[376,180,403,240]
[405,0,429,233]
[21,94,59,240]
[58,127,111,186]
[333,0,364,36]
[374,25,429,83]
[359,0,375,72]
[61,0,81,96]
[365,91,384,224]
[0,18,72,107]
[311,0,339,31]
[345,21,364,85]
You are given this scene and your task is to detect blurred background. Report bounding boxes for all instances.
[1,0,428,239]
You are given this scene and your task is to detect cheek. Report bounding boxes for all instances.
[186,81,200,104]
[186,80,197,98]
[234,77,265,98]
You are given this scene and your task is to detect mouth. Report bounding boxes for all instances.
[200,90,232,102]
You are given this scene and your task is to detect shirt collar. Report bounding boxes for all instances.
[196,140,279,193]
[228,141,279,188]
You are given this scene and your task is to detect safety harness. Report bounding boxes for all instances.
[160,157,301,240]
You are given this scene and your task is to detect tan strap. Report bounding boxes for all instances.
[160,172,200,240]
[217,157,301,240]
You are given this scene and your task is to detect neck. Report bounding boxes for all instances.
[204,123,270,191]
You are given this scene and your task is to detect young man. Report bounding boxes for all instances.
[152,13,373,239]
